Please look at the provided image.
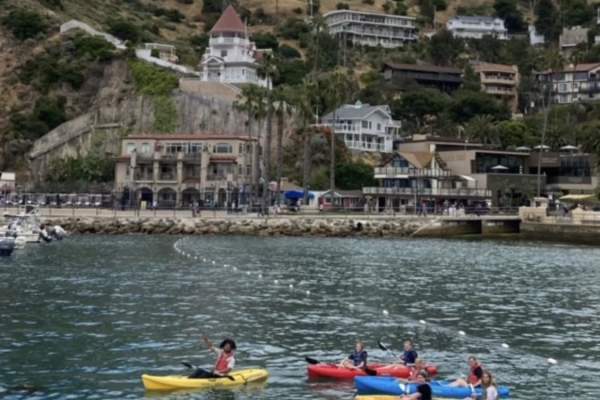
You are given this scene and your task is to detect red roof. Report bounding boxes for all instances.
[210,5,246,35]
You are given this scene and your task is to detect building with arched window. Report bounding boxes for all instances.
[114,134,258,208]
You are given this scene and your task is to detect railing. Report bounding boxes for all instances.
[546,176,592,184]
[363,187,492,197]
[345,141,385,152]
[374,167,452,178]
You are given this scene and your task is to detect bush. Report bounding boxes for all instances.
[176,0,194,4]
[47,154,114,183]
[362,0,375,4]
[202,13,220,32]
[153,7,185,23]
[2,9,47,40]
[20,51,84,93]
[72,34,115,61]
[107,19,140,43]
[292,7,303,14]
[252,32,279,50]
[275,60,309,86]
[128,60,178,96]
[336,2,349,9]
[10,96,67,140]
[278,17,310,40]
[277,44,301,59]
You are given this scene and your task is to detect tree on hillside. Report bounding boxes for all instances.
[562,0,593,28]
[1,9,47,40]
[463,65,481,92]
[450,91,510,123]
[392,88,451,129]
[273,86,295,205]
[493,0,525,33]
[427,30,464,66]
[534,0,560,42]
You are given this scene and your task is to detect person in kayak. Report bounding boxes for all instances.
[449,355,483,388]
[399,357,427,382]
[400,339,418,365]
[188,336,236,379]
[471,370,498,400]
[401,370,432,400]
[339,340,368,370]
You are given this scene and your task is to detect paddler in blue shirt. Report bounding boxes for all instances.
[339,340,368,370]
[400,339,418,365]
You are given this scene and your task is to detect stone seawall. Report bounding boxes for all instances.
[43,216,429,237]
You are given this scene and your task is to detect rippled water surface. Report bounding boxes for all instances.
[1,235,599,399]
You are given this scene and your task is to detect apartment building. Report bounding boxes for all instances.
[323,9,418,48]
[473,62,520,113]
[383,63,463,93]
[447,16,508,40]
[536,63,600,104]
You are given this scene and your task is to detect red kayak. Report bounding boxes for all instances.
[307,363,438,380]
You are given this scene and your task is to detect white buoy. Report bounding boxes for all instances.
[383,310,389,316]
[501,343,509,349]
[349,304,355,309]
[274,280,279,284]
[258,274,263,279]
[289,284,294,289]
[233,266,238,271]
[306,290,311,295]
[203,258,206,262]
[458,330,466,336]
[547,358,557,365]
[419,319,426,325]
[224,264,229,267]
[212,261,216,265]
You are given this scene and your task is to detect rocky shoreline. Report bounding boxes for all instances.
[44,216,428,237]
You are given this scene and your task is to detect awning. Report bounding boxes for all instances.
[458,175,475,182]
[284,190,315,200]
[559,194,596,201]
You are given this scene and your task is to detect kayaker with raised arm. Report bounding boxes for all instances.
[339,340,367,370]
[400,339,418,365]
[401,370,432,400]
[188,336,236,379]
[449,355,483,388]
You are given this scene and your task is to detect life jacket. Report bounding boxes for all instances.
[468,364,482,385]
[214,351,235,374]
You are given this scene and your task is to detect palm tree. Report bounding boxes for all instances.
[234,85,267,207]
[322,69,357,207]
[273,86,295,206]
[257,53,280,213]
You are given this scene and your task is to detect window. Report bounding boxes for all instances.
[362,121,369,128]
[377,123,381,131]
[126,143,136,154]
[239,143,244,153]
[214,143,233,153]
[141,143,150,154]
[221,50,227,57]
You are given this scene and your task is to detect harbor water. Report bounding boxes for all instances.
[1,235,599,399]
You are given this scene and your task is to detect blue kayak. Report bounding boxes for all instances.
[355,377,510,398]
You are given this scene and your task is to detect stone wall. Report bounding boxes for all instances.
[42,216,427,237]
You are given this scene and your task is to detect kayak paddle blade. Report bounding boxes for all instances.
[305,356,320,365]
[182,362,194,369]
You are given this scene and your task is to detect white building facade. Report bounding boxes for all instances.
[200,6,270,88]
[323,10,417,48]
[321,102,402,153]
[447,16,508,40]
[536,63,600,104]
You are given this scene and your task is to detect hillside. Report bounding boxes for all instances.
[3,0,600,191]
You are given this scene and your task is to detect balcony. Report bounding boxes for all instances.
[363,186,492,198]
[345,140,386,152]
[374,167,452,178]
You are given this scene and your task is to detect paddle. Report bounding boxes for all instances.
[304,356,378,376]
[378,340,400,359]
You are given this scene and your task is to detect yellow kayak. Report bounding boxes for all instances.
[142,368,269,390]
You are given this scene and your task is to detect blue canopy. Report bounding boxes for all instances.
[284,190,314,200]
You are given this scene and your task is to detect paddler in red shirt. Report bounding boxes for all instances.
[188,336,236,379]
[449,355,483,388]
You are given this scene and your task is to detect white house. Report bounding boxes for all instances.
[320,101,402,153]
[536,63,600,104]
[528,25,545,46]
[199,6,270,88]
[446,16,508,40]
[323,9,418,48]
[0,172,16,195]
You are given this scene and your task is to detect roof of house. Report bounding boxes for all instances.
[473,62,518,74]
[381,151,434,169]
[322,101,391,121]
[0,172,16,181]
[383,62,462,75]
[537,63,600,74]
[449,15,502,24]
[321,189,364,197]
[210,5,246,35]
[126,134,256,141]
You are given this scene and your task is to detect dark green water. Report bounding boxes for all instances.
[1,236,599,399]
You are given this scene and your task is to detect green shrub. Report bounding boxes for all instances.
[10,96,67,140]
[128,60,178,96]
[47,154,114,183]
[107,19,140,43]
[20,52,84,93]
[336,2,350,10]
[362,0,375,4]
[275,60,309,86]
[277,44,301,59]
[72,34,115,61]
[153,96,177,132]
[2,9,47,40]
[176,0,194,4]
[153,7,185,23]
[252,32,279,50]
[278,17,310,40]
[292,7,303,14]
